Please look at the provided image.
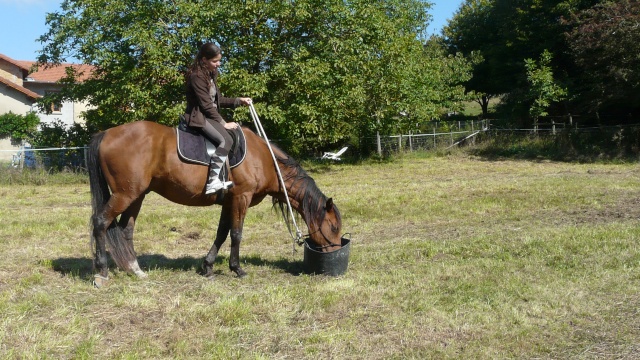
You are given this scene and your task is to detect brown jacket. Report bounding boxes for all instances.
[184,70,240,128]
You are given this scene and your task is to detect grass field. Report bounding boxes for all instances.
[0,152,639,359]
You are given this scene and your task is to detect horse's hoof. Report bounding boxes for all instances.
[133,270,148,278]
[93,274,109,288]
[129,262,148,278]
[235,269,247,278]
[199,266,215,278]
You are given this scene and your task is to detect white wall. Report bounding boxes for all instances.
[0,86,37,161]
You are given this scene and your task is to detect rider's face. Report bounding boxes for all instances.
[204,55,222,72]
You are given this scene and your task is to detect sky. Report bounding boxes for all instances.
[0,0,462,62]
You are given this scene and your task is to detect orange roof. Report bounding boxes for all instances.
[1,53,95,100]
[0,53,94,83]
[0,53,31,71]
[0,76,40,100]
[18,61,94,83]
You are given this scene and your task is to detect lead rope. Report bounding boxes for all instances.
[249,104,304,252]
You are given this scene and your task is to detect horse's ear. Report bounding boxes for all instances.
[325,198,334,211]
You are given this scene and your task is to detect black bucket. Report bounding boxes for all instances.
[303,237,351,276]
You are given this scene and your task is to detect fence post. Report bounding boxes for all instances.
[433,127,436,148]
[398,134,402,152]
[409,131,413,152]
[19,148,24,170]
[552,119,556,135]
[84,147,88,170]
[376,131,382,157]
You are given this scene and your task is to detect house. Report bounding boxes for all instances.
[0,53,93,161]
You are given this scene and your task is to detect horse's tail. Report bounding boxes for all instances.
[88,131,109,226]
[87,131,136,270]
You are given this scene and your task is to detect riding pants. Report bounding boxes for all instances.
[201,119,232,155]
[201,119,232,182]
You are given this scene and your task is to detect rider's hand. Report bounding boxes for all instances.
[224,122,239,130]
[238,97,252,106]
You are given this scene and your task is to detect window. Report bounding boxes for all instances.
[45,91,62,113]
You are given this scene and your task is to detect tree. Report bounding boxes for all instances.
[525,50,567,128]
[0,112,40,146]
[38,0,474,154]
[565,0,640,116]
[442,0,498,118]
[444,0,601,120]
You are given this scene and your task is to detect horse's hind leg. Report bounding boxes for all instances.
[92,195,128,286]
[92,193,141,286]
[92,211,111,287]
[118,195,146,278]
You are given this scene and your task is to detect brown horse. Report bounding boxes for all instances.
[87,121,342,287]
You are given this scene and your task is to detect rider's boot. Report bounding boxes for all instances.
[205,151,233,194]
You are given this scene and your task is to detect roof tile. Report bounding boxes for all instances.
[1,53,94,83]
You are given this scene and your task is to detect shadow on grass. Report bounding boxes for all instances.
[50,253,303,279]
[49,257,94,279]
[241,254,304,276]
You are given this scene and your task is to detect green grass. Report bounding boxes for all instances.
[0,166,88,186]
[0,153,639,358]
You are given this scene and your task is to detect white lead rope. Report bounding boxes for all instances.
[248,104,304,250]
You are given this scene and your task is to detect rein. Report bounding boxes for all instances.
[249,104,304,250]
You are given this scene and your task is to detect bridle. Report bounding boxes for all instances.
[303,227,341,249]
[303,224,350,250]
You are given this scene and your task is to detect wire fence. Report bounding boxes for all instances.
[375,119,490,155]
[3,117,639,170]
[3,146,88,171]
[374,118,640,156]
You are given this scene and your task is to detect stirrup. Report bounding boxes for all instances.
[205,178,233,194]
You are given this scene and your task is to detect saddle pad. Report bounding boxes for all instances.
[176,127,247,168]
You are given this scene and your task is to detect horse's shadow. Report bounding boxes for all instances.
[49,253,303,279]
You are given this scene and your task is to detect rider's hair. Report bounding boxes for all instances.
[186,42,221,83]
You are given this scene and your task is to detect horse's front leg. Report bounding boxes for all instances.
[201,206,232,278]
[229,227,247,278]
[228,195,250,278]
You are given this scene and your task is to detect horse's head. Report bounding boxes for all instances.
[308,197,343,252]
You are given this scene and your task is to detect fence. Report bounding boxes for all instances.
[4,146,88,171]
[375,117,640,156]
[375,119,490,155]
[4,117,637,167]
[3,119,492,168]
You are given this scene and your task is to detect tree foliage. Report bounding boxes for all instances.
[442,0,498,117]
[38,0,474,154]
[525,50,567,122]
[564,0,640,113]
[443,0,611,122]
[29,120,96,149]
[0,112,40,146]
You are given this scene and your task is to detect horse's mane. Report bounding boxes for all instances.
[269,143,340,227]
